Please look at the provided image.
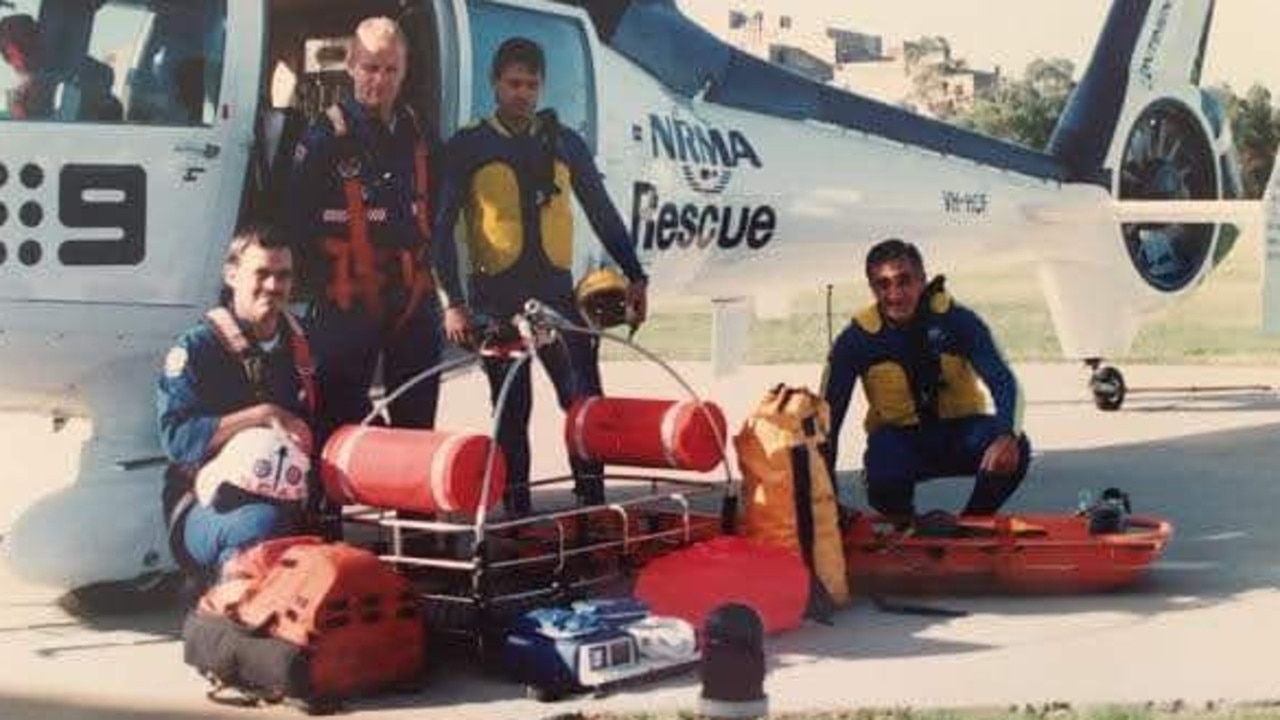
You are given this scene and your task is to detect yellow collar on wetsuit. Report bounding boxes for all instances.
[852,290,954,334]
[485,113,542,138]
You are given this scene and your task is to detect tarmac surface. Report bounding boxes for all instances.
[2,360,1280,718]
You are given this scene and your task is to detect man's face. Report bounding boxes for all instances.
[348,40,406,115]
[493,63,541,123]
[868,257,926,326]
[226,245,293,328]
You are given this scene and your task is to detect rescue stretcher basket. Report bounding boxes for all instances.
[331,300,736,656]
[843,511,1173,595]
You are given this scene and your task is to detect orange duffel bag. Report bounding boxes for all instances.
[565,397,727,472]
[321,425,507,514]
[736,385,850,609]
[185,538,424,710]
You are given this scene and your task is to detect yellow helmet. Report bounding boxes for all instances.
[575,267,629,329]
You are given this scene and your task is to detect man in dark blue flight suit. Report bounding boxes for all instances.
[822,239,1031,520]
[432,37,649,516]
[286,17,442,447]
[158,227,315,577]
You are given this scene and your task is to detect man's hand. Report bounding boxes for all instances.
[444,304,475,347]
[979,433,1021,476]
[626,278,649,327]
[210,402,313,459]
[257,404,313,455]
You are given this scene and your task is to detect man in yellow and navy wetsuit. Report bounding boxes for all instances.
[822,239,1030,519]
[432,37,648,516]
[285,17,442,447]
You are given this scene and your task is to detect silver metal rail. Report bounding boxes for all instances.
[338,303,735,645]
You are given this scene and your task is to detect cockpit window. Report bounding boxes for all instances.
[0,0,225,126]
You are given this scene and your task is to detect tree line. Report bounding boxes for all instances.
[925,51,1278,199]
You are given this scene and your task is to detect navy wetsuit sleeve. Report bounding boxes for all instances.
[156,334,218,465]
[283,124,331,294]
[563,131,647,283]
[427,133,443,202]
[956,307,1024,434]
[821,327,860,473]
[410,131,445,270]
[431,136,469,307]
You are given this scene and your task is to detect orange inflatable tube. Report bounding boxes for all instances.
[565,397,727,472]
[321,426,506,514]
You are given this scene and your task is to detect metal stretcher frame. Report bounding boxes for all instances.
[338,300,736,651]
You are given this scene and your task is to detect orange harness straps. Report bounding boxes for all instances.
[398,119,435,333]
[322,104,434,325]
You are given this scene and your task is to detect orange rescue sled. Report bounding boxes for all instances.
[844,512,1172,594]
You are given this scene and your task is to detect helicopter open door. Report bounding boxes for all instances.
[245,0,458,223]
[0,0,262,308]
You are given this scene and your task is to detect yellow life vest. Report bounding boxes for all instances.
[851,292,987,432]
[464,116,574,276]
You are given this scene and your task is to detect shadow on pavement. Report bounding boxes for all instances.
[0,694,236,720]
[1032,389,1280,413]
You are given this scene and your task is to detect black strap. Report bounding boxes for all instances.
[719,493,738,535]
[532,109,562,207]
[789,442,835,624]
[790,444,818,569]
[905,322,940,425]
[904,275,951,425]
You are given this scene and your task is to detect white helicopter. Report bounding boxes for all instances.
[0,0,1268,595]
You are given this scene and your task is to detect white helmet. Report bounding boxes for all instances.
[195,426,310,505]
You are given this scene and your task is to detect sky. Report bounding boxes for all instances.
[678,0,1280,95]
[4,2,1276,111]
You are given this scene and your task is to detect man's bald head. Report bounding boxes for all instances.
[348,16,407,121]
[351,16,406,59]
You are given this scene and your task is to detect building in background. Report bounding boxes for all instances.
[717,3,999,116]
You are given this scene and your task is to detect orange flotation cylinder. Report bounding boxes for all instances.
[565,397,727,472]
[320,426,506,514]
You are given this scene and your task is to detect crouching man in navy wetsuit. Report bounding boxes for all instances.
[158,227,317,580]
[822,239,1031,521]
[432,37,649,516]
